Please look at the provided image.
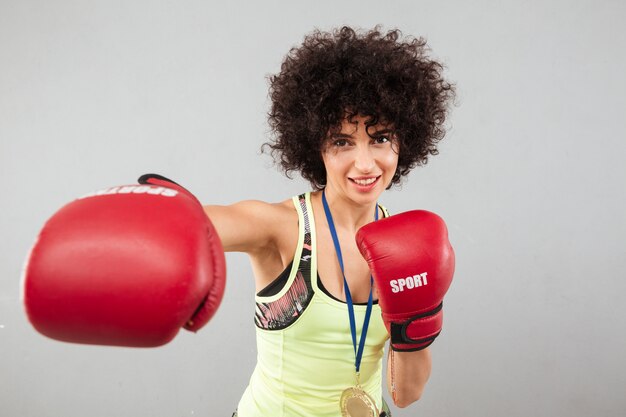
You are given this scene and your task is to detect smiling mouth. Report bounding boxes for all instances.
[350,176,380,186]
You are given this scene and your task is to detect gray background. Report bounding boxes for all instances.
[1,0,625,416]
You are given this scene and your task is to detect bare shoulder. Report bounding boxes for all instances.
[203,198,297,254]
[206,198,295,227]
[239,198,295,220]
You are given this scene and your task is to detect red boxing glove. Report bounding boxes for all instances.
[356,210,454,351]
[22,174,226,347]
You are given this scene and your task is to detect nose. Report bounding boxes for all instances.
[354,144,375,173]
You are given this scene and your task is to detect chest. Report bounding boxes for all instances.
[313,212,379,304]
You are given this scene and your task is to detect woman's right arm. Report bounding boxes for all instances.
[203,200,289,255]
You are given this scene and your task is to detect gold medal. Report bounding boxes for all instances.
[340,386,379,417]
[339,372,379,417]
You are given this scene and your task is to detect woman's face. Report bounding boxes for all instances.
[321,114,399,206]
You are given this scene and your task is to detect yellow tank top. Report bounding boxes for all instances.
[236,193,390,417]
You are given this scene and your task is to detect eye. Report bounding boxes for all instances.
[332,139,349,147]
[373,135,390,144]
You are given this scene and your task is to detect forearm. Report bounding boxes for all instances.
[386,347,432,408]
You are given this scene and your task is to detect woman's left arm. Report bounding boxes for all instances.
[386,347,432,408]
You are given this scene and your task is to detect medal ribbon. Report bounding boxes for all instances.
[322,190,378,373]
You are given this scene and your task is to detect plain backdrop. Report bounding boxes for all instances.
[1,1,625,416]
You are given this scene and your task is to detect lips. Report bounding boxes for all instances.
[349,175,381,190]
[354,177,377,186]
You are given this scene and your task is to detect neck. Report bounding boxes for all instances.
[322,186,378,232]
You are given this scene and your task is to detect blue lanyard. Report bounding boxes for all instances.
[321,190,378,373]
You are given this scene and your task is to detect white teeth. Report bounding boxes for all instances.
[353,177,377,186]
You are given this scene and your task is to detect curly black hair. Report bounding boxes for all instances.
[264,26,455,189]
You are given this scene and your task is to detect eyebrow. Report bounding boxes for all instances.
[329,132,353,139]
[370,128,394,136]
[329,128,394,139]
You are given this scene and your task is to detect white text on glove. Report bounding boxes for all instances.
[390,273,428,293]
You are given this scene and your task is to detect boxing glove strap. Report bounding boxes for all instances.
[389,302,443,351]
[138,173,201,205]
[390,337,437,352]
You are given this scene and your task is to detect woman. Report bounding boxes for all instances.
[204,26,455,417]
